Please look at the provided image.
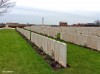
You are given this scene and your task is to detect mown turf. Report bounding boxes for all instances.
[56,43,100,74]
[0,29,54,74]
[0,29,100,74]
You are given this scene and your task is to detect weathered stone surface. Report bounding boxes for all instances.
[87,36,92,48]
[97,29,100,37]
[23,30,27,37]
[82,35,88,46]
[27,31,30,40]
[73,34,77,44]
[50,40,55,59]
[36,34,40,47]
[74,34,80,45]
[31,32,35,43]
[69,34,73,43]
[39,35,43,49]
[48,38,54,57]
[91,36,97,50]
[54,41,60,62]
[97,37,100,51]
[76,34,83,45]
[64,33,67,42]
[44,37,48,53]
[59,43,67,67]
[47,38,50,54]
[47,38,51,55]
[41,36,45,51]
[34,34,38,45]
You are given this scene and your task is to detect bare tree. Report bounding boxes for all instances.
[0,0,15,16]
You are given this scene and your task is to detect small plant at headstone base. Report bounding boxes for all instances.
[55,33,60,40]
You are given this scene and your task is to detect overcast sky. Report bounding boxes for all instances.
[0,0,100,25]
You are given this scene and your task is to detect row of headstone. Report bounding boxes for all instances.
[17,28,30,40]
[24,26,100,51]
[24,26,100,37]
[16,27,67,67]
[23,29,30,40]
[24,26,59,38]
[60,32,100,51]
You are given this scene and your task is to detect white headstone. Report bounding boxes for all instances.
[50,39,55,59]
[87,36,92,48]
[59,43,67,67]
[97,37,100,51]
[44,37,48,53]
[54,41,60,62]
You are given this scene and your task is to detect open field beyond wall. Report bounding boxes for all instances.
[0,29,100,74]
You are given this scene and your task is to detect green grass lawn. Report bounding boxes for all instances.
[0,29,54,74]
[0,29,100,74]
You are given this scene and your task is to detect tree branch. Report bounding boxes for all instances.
[0,0,15,15]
